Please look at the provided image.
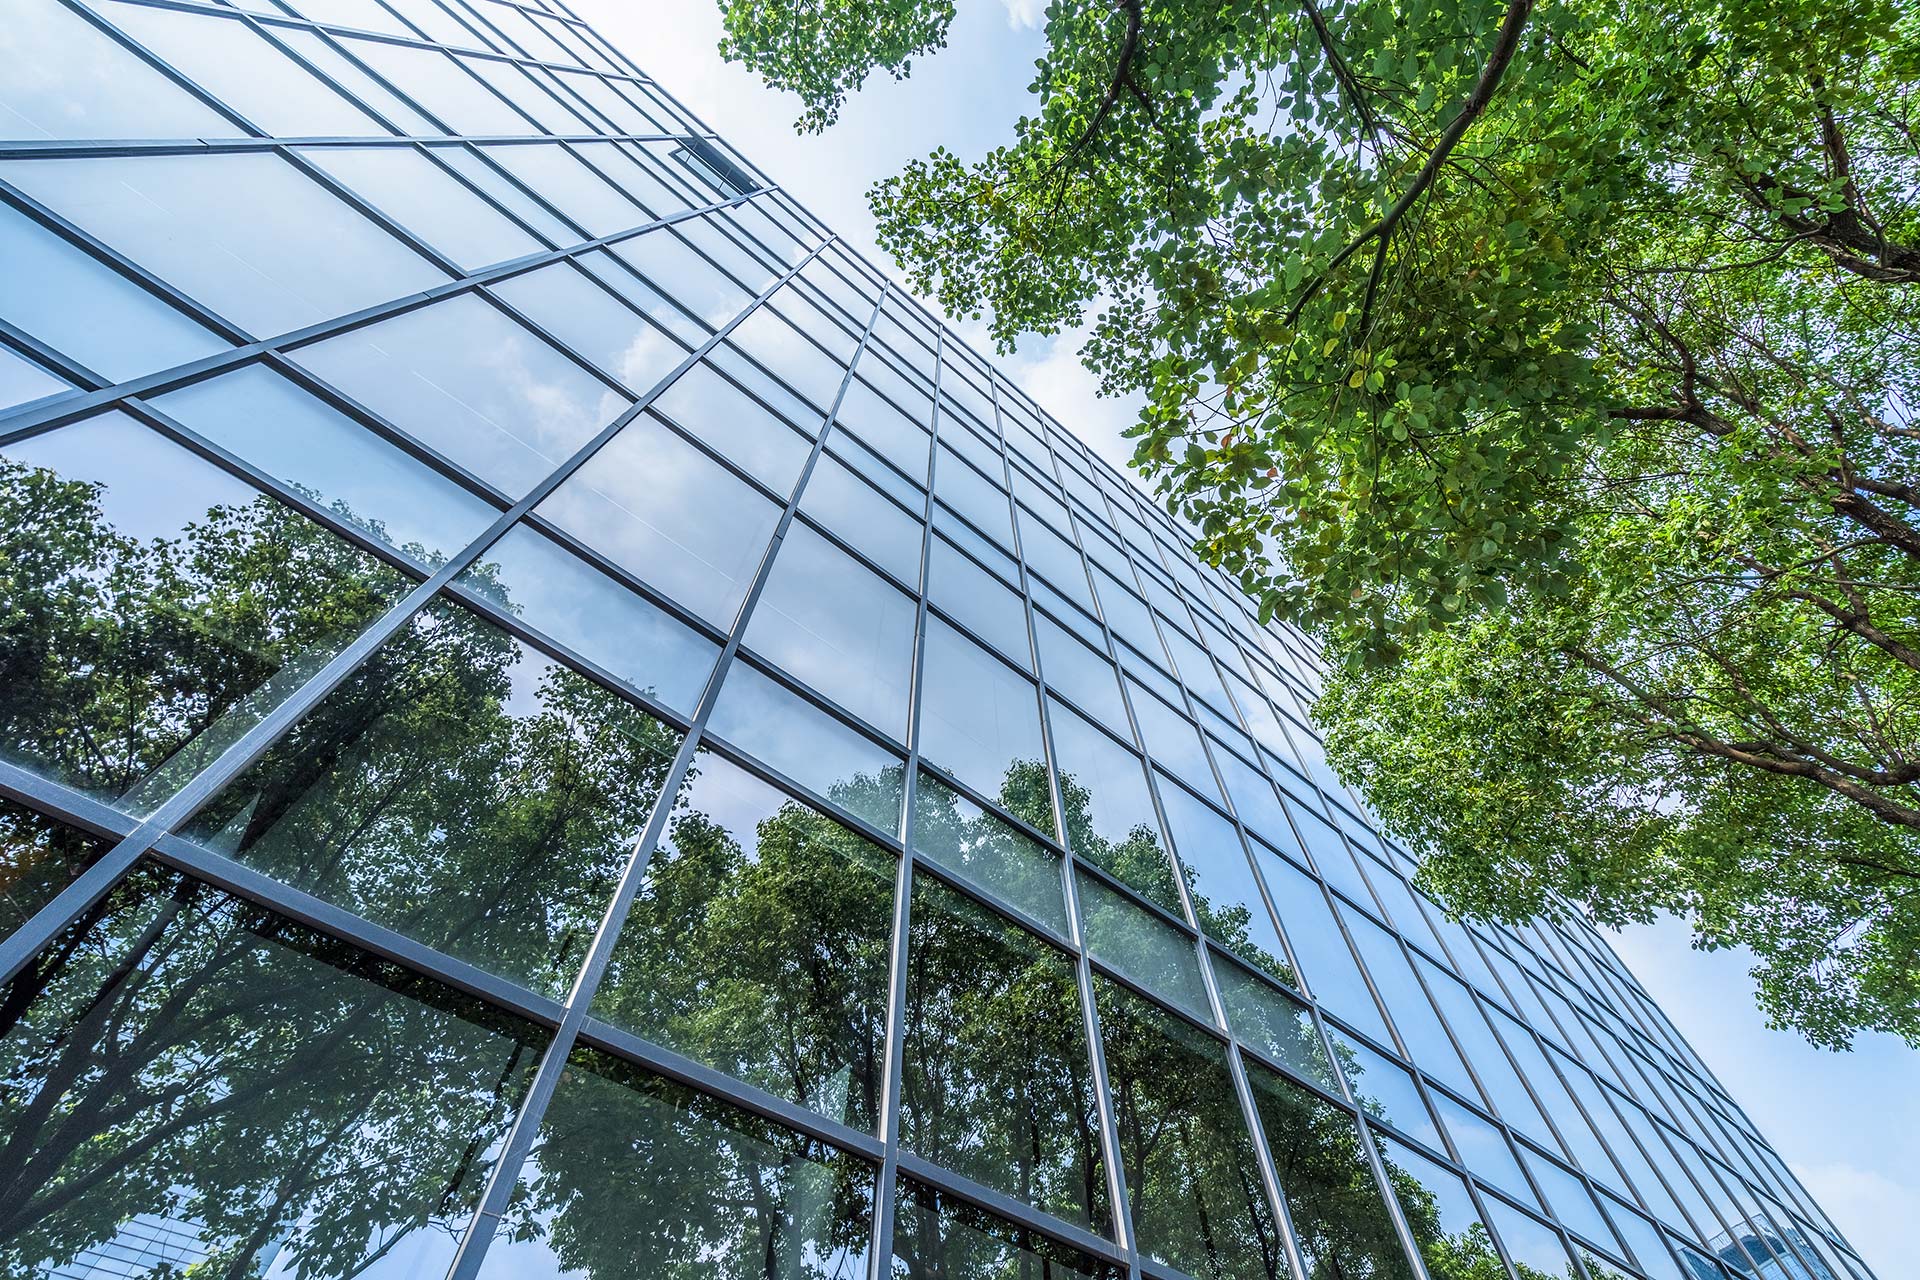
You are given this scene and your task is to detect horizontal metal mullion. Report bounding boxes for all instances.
[0,761,144,843]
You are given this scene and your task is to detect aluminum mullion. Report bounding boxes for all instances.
[0,185,771,441]
[441,277,886,1280]
[0,237,831,995]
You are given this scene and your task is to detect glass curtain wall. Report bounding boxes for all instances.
[0,2,1875,1280]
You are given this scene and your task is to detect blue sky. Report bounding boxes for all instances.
[573,4,1917,1273]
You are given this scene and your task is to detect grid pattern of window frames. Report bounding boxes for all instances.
[0,2,1876,1279]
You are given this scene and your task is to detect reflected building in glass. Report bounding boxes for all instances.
[0,2,1878,1280]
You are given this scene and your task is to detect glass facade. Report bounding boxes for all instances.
[0,2,1874,1279]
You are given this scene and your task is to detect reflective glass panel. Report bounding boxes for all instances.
[1431,1091,1537,1207]
[1256,851,1393,1046]
[1216,959,1336,1085]
[902,877,1109,1232]
[0,344,70,412]
[799,451,924,588]
[1158,777,1291,980]
[152,362,497,568]
[183,599,681,997]
[1332,1032,1443,1152]
[928,535,1031,668]
[294,292,626,497]
[1248,1062,1415,1280]
[1485,1198,1581,1280]
[1125,680,1220,802]
[538,415,779,627]
[911,770,1066,935]
[457,522,719,714]
[653,360,813,494]
[0,413,408,810]
[891,1180,1123,1280]
[593,753,897,1131]
[1345,913,1474,1095]
[300,143,545,270]
[1093,976,1278,1280]
[835,375,930,482]
[706,661,906,835]
[1035,612,1128,737]
[477,1047,875,1279]
[1,151,448,338]
[488,259,681,394]
[916,618,1049,829]
[0,865,545,1280]
[1076,870,1208,1021]
[747,522,917,739]
[1047,702,1179,912]
[1376,1134,1508,1280]
[0,797,108,938]
[352,39,536,134]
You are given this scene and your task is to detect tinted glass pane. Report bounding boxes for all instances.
[1158,777,1293,981]
[1484,1198,1581,1280]
[2,152,448,338]
[706,662,906,834]
[1126,680,1220,802]
[0,797,108,938]
[594,753,896,1130]
[927,538,1030,669]
[902,877,1109,1232]
[800,451,924,588]
[1035,612,1127,736]
[457,522,719,715]
[1093,976,1279,1280]
[489,260,681,396]
[354,41,536,134]
[301,144,545,271]
[476,1047,875,1279]
[916,618,1048,829]
[293,292,625,497]
[892,1180,1123,1280]
[1248,1062,1415,1280]
[733,303,851,416]
[1345,914,1474,1094]
[0,203,225,382]
[1,0,244,141]
[152,362,497,568]
[1431,1090,1537,1206]
[538,415,779,627]
[0,413,408,810]
[936,447,1013,546]
[0,345,70,412]
[1376,1134,1509,1280]
[835,376,930,482]
[1217,960,1337,1086]
[1521,1145,1621,1252]
[1256,851,1393,1046]
[1050,718,1180,917]
[1332,1032,1442,1151]
[746,522,917,739]
[0,866,544,1279]
[1076,871,1209,1021]
[183,600,681,998]
[911,770,1066,935]
[654,360,814,494]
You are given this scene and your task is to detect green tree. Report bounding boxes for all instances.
[713,0,1920,1048]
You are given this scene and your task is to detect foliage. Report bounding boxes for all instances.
[713,0,1920,1047]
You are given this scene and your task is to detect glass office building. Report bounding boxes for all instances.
[0,2,1878,1279]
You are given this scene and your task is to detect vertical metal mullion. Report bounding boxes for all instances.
[443,275,888,1280]
[0,236,832,993]
[865,319,940,1278]
[984,378,1144,1279]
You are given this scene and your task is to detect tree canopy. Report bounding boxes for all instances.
[713,0,1920,1047]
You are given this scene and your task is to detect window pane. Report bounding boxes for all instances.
[1158,776,1292,981]
[935,447,1012,546]
[0,797,109,938]
[1,152,448,338]
[1035,612,1127,737]
[0,344,70,412]
[0,413,408,810]
[916,618,1048,829]
[1,0,244,141]
[183,600,680,997]
[0,203,225,382]
[475,1046,875,1279]
[654,360,813,495]
[1093,976,1278,1280]
[1432,1090,1537,1207]
[1077,871,1209,1021]
[1047,701,1180,912]
[928,535,1030,668]
[352,39,536,134]
[1256,851,1393,1046]
[101,2,386,137]
[1332,1031,1443,1150]
[706,662,906,834]
[0,865,545,1280]
[1346,914,1474,1095]
[1248,1062,1415,1280]
[891,1179,1123,1280]
[730,302,853,417]
[295,292,625,497]
[593,752,897,1131]
[1126,680,1219,802]
[910,770,1066,935]
[488,259,681,394]
[152,362,497,568]
[1217,958,1337,1086]
[834,375,930,483]
[1485,1198,1581,1280]
[746,522,917,739]
[1376,1133,1508,1280]
[799,451,923,588]
[538,415,779,627]
[902,876,1109,1232]
[300,144,545,271]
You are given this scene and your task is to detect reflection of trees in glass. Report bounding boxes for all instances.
[593,759,900,1132]
[487,1047,873,1280]
[891,1179,1122,1280]
[1373,1134,1556,1280]
[0,797,108,937]
[911,769,1066,932]
[1093,975,1283,1280]
[1040,760,1182,915]
[0,455,408,806]
[0,866,544,1278]
[184,598,682,998]
[900,877,1109,1236]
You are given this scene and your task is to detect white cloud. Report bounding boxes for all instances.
[1789,1160,1917,1278]
[1000,0,1046,29]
